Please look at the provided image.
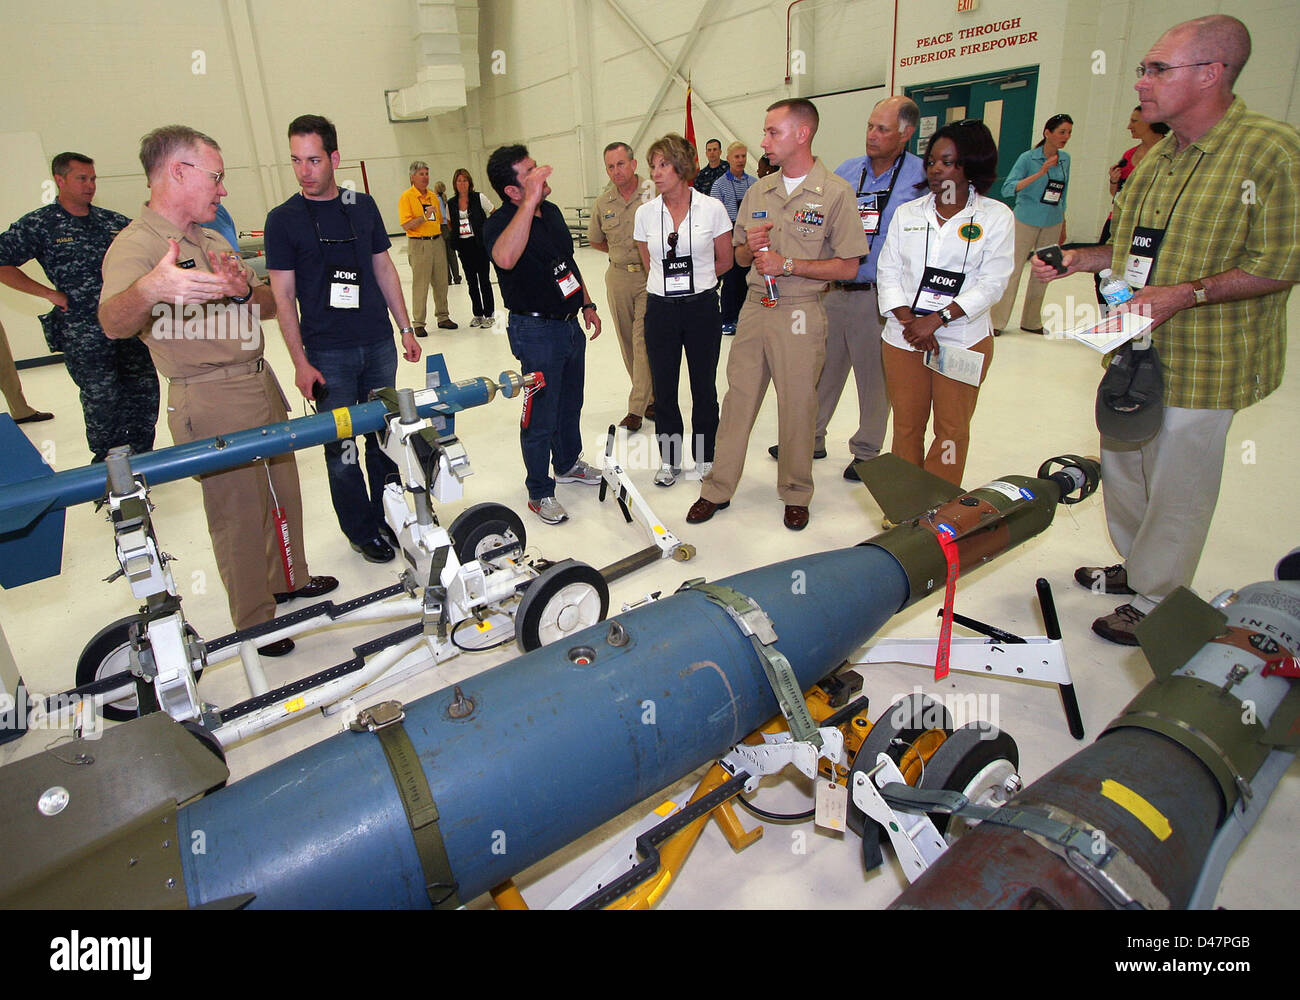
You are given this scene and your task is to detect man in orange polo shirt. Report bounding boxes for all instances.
[399,160,456,333]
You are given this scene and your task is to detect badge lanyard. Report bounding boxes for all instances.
[660,193,695,296]
[910,201,974,314]
[305,198,364,310]
[856,154,905,253]
[1127,150,1205,286]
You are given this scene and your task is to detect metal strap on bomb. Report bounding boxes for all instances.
[677,580,820,747]
[879,783,1168,909]
[350,700,461,909]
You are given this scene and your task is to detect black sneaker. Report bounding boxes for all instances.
[1074,564,1136,596]
[377,522,400,549]
[351,537,395,563]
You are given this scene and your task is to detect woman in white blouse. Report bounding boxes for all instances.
[634,134,734,487]
[876,120,1015,487]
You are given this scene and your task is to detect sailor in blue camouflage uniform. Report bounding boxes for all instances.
[0,152,159,461]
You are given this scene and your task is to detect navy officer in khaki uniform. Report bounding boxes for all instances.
[687,99,868,531]
[587,142,654,431]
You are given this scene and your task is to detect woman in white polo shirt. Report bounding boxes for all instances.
[877,120,1015,488]
[634,133,734,487]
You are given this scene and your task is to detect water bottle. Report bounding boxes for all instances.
[1098,269,1134,308]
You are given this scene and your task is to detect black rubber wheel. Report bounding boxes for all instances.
[75,616,204,722]
[181,720,229,794]
[75,616,146,722]
[514,559,609,653]
[919,721,1020,837]
[449,502,527,564]
[847,693,952,837]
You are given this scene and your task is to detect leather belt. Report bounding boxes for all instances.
[833,281,876,291]
[409,234,441,240]
[168,358,264,386]
[515,311,579,322]
[611,262,644,272]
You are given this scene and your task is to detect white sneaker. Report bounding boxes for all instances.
[697,461,712,479]
[653,464,679,487]
[556,459,602,485]
[528,496,569,524]
[469,317,482,328]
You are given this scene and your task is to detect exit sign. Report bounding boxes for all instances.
[957,0,980,11]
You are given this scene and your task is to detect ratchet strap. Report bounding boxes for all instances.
[879,783,1167,909]
[677,579,820,747]
[351,700,461,909]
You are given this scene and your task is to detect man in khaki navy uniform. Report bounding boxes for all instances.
[587,141,653,431]
[688,99,868,531]
[100,125,336,655]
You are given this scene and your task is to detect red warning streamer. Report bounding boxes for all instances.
[935,530,961,681]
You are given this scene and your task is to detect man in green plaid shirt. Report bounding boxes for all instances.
[1035,14,1300,644]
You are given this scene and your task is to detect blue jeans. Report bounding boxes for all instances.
[506,314,585,500]
[305,338,399,544]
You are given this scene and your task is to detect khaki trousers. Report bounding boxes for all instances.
[702,290,827,507]
[816,287,889,459]
[990,219,1064,332]
[882,337,994,488]
[409,236,449,326]
[0,319,38,419]
[605,264,652,415]
[167,367,311,630]
[1101,407,1234,610]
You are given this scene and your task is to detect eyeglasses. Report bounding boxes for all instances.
[1135,61,1219,79]
[180,161,225,185]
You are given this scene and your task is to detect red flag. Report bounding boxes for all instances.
[684,81,698,166]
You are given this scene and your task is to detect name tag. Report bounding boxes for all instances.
[1041,178,1066,205]
[858,193,883,235]
[912,265,964,315]
[329,267,360,309]
[1124,226,1165,288]
[553,260,581,298]
[663,255,695,296]
[459,217,473,238]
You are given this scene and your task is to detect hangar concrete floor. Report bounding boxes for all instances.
[2,243,1296,910]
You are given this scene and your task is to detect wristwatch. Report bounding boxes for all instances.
[581,302,598,312]
[399,326,415,334]
[229,280,253,304]
[938,306,954,326]
[1191,279,1209,306]
[782,257,795,276]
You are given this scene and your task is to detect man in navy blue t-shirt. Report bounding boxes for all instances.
[265,114,422,563]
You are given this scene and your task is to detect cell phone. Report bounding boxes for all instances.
[1035,244,1066,275]
[312,380,329,405]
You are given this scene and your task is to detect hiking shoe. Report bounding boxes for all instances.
[1075,564,1136,596]
[1092,603,1146,646]
[528,496,569,524]
[556,460,602,485]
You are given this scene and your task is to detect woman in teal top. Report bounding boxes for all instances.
[991,113,1073,334]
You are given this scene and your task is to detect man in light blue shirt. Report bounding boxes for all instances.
[773,96,925,480]
[709,141,756,333]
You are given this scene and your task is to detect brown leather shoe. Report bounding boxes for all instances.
[274,574,340,605]
[645,403,656,421]
[784,505,810,530]
[617,413,642,431]
[686,497,730,524]
[259,637,296,657]
[14,410,53,424]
